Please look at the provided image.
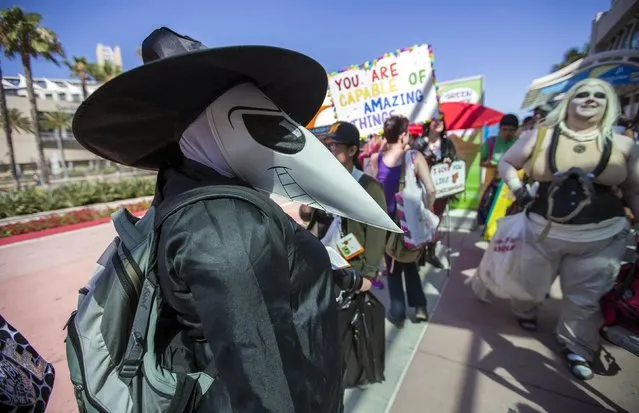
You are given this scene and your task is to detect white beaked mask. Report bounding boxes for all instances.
[180,82,401,233]
[568,84,607,122]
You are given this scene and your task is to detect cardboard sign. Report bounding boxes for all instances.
[327,44,439,136]
[431,160,466,199]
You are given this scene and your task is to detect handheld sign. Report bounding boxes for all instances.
[327,44,439,136]
[431,160,466,199]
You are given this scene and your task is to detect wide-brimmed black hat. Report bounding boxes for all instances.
[72,27,328,169]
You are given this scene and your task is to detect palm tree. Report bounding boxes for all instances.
[0,103,33,188]
[0,57,21,188]
[41,111,71,180]
[66,56,90,100]
[89,61,123,82]
[550,43,589,72]
[0,6,65,185]
[0,107,33,133]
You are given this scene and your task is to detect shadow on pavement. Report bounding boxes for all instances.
[424,233,637,413]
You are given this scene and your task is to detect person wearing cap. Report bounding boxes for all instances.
[477,114,520,226]
[300,121,388,290]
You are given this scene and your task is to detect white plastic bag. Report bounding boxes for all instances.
[395,150,440,248]
[475,212,534,301]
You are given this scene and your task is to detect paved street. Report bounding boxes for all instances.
[1,197,637,413]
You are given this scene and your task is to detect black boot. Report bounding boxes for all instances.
[425,243,444,269]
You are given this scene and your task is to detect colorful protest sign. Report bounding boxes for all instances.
[327,44,439,136]
[437,76,484,210]
[431,160,466,199]
[306,91,337,129]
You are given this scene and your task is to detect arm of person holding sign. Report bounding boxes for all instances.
[414,151,437,209]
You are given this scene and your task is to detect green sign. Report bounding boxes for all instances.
[437,76,484,210]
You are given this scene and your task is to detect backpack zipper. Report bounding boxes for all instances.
[111,253,138,315]
[67,314,109,413]
[119,244,143,297]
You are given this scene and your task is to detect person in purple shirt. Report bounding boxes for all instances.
[371,115,436,326]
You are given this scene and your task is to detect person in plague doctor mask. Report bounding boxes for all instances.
[72,27,401,412]
[486,78,639,381]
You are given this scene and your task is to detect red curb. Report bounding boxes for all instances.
[0,210,147,247]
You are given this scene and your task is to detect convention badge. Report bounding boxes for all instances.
[325,246,351,270]
[337,233,365,260]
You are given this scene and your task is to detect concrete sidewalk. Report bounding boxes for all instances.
[388,231,639,413]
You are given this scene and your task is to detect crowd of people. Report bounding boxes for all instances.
[350,79,639,384]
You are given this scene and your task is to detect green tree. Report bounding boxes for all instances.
[0,58,21,188]
[0,6,65,185]
[89,61,123,82]
[551,43,589,73]
[0,107,33,133]
[41,111,71,180]
[66,56,91,100]
[0,105,33,188]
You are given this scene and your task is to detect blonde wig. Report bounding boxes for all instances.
[543,78,621,150]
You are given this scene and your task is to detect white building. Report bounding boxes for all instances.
[1,75,106,174]
[2,74,102,102]
[521,0,639,119]
[96,43,123,68]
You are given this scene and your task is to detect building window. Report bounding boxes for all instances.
[37,112,56,140]
[72,94,81,102]
[58,93,67,101]
[630,27,639,49]
[45,93,53,100]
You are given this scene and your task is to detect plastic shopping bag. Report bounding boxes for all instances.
[474,212,534,301]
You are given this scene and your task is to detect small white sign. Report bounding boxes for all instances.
[431,160,466,199]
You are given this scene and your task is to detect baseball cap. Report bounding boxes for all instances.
[325,121,361,146]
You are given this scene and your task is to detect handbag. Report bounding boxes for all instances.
[385,151,437,263]
[0,314,56,413]
[339,292,386,388]
[474,213,535,301]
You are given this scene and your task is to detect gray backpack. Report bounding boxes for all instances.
[64,185,290,412]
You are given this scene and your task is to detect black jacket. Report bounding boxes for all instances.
[154,159,345,413]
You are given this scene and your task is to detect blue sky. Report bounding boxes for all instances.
[3,0,608,118]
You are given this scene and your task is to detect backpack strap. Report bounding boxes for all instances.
[397,150,414,194]
[111,208,144,248]
[119,185,293,385]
